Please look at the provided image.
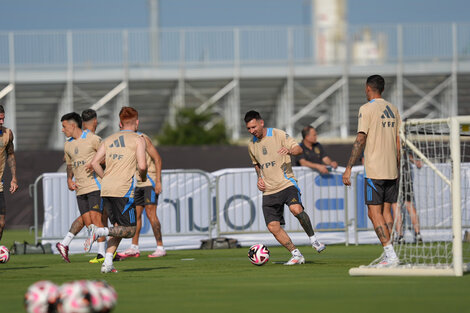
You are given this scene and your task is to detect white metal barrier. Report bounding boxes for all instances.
[32,167,367,253]
[215,167,350,241]
[31,170,214,252]
[34,165,470,252]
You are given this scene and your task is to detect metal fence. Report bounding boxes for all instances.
[2,23,469,69]
[30,170,214,244]
[31,168,372,246]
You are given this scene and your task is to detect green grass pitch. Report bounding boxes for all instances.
[1,230,469,313]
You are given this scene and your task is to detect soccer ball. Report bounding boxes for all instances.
[56,280,91,313]
[248,243,270,266]
[0,245,10,263]
[86,280,118,313]
[24,280,59,313]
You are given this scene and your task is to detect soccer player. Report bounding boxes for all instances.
[244,110,325,265]
[342,75,401,267]
[0,105,18,242]
[293,126,338,174]
[392,148,423,244]
[56,111,105,263]
[85,106,147,273]
[118,132,165,258]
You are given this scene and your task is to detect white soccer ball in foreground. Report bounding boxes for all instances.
[0,245,10,263]
[24,280,59,313]
[248,243,270,266]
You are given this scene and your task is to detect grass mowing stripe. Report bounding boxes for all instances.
[0,230,469,313]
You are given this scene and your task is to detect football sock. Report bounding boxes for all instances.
[157,245,165,251]
[309,235,319,245]
[104,252,114,266]
[130,244,139,250]
[384,244,397,259]
[61,232,75,246]
[295,211,315,237]
[291,249,302,257]
[96,227,109,237]
[97,241,106,257]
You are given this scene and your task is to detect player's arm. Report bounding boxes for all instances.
[278,132,302,156]
[66,161,77,191]
[6,131,18,194]
[136,135,148,182]
[144,136,162,194]
[254,163,265,192]
[396,128,400,167]
[90,143,106,179]
[64,148,78,191]
[342,132,367,186]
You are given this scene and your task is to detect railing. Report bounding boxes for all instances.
[30,170,215,245]
[30,168,369,250]
[2,23,470,70]
[30,166,469,252]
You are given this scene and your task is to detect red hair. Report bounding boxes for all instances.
[119,106,138,124]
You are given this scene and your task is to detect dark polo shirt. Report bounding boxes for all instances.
[293,142,326,166]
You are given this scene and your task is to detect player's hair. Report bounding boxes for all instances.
[366,75,385,93]
[0,105,4,114]
[301,125,316,139]
[81,109,97,122]
[61,112,82,129]
[244,110,262,123]
[119,106,138,124]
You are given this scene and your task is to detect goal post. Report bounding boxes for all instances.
[350,116,470,277]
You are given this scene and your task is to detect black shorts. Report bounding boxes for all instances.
[76,190,102,216]
[102,197,136,227]
[365,178,398,205]
[134,186,158,206]
[262,185,303,226]
[0,192,5,215]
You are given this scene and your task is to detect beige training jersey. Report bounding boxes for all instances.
[64,130,102,196]
[248,128,299,195]
[101,130,142,197]
[136,132,157,188]
[358,98,401,180]
[0,127,12,192]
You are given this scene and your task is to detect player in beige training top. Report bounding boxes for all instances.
[342,75,401,267]
[244,110,325,265]
[56,112,104,263]
[118,131,165,259]
[0,104,18,243]
[86,106,147,273]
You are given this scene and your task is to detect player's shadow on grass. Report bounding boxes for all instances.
[122,266,173,272]
[1,266,47,271]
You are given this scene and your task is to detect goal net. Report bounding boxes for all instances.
[350,116,470,276]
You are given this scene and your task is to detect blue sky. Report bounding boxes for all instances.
[0,0,468,31]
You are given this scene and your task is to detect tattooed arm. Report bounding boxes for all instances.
[6,131,18,194]
[342,132,367,186]
[66,163,77,191]
[254,164,266,192]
